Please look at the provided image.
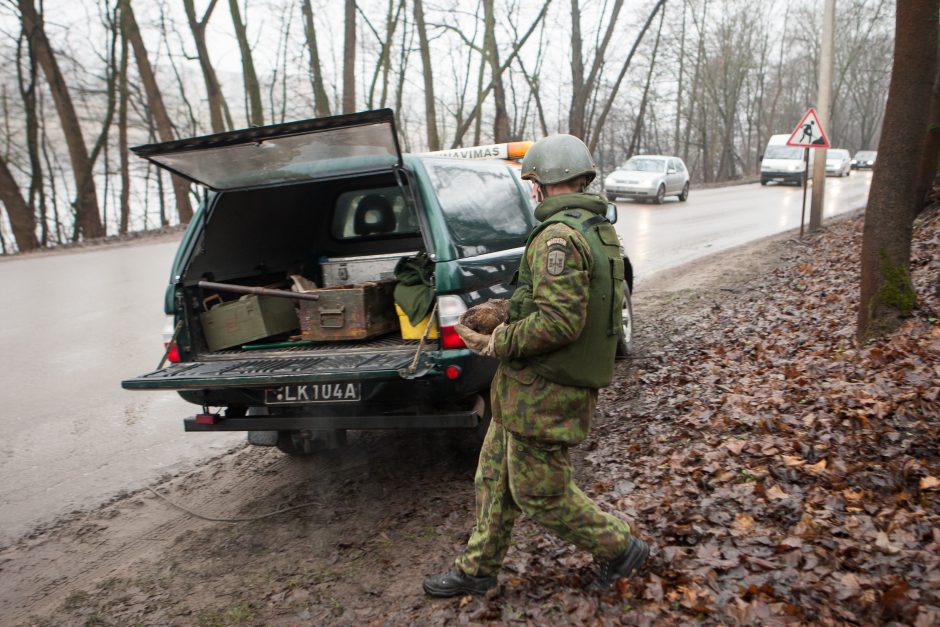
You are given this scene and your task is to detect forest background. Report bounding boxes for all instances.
[0,0,894,252]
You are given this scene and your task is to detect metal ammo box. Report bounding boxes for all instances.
[200,294,299,351]
[320,252,415,287]
[298,279,398,341]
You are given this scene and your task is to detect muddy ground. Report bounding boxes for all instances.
[1,209,936,626]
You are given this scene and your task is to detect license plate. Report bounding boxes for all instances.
[265,382,361,404]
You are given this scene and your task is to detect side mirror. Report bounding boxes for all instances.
[606,202,618,224]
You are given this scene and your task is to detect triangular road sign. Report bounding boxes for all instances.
[787,108,831,148]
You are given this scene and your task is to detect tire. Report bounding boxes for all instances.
[606,193,617,202]
[653,184,665,205]
[678,182,690,202]
[760,178,768,186]
[616,283,634,357]
[276,429,347,456]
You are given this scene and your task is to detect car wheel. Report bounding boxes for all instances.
[678,182,690,202]
[616,284,634,357]
[760,178,768,186]
[606,193,617,202]
[653,184,665,205]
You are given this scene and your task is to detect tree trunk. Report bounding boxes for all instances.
[228,0,264,126]
[342,0,357,114]
[182,0,228,133]
[18,0,102,239]
[300,0,332,117]
[483,0,510,142]
[118,5,130,235]
[857,0,939,342]
[0,155,39,251]
[413,0,440,150]
[121,0,193,224]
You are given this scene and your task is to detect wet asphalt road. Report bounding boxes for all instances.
[0,172,871,545]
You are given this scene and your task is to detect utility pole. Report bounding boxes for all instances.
[810,0,836,231]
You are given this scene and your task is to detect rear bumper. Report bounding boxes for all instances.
[184,397,485,431]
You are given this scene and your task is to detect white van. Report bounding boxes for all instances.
[760,134,810,186]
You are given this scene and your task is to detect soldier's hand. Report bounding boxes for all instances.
[455,323,497,357]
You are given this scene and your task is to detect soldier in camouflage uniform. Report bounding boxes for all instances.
[423,135,649,598]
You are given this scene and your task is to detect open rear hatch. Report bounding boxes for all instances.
[131,108,403,191]
[123,109,426,392]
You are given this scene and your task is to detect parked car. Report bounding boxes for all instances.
[851,150,877,170]
[122,110,635,456]
[825,149,852,177]
[604,155,690,204]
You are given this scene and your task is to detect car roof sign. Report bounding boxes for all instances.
[131,109,403,192]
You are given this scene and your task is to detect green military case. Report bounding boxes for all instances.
[298,280,398,341]
[200,294,299,351]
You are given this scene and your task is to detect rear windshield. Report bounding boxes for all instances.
[622,158,666,172]
[765,145,803,159]
[424,160,533,257]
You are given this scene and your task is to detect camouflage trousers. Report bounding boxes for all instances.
[454,420,632,577]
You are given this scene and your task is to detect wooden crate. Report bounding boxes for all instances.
[298,280,398,341]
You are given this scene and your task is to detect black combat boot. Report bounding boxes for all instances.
[588,536,650,591]
[423,567,497,597]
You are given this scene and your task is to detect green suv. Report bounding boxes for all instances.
[122,110,633,455]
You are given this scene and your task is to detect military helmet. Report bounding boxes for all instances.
[521,134,597,185]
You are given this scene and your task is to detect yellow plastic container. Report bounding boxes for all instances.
[395,304,439,339]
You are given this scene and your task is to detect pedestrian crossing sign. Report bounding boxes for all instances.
[786,108,831,148]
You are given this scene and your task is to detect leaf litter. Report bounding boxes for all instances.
[16,208,939,626]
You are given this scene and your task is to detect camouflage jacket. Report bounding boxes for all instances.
[490,194,604,443]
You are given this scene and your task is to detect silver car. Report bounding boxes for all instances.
[825,149,852,177]
[604,155,690,204]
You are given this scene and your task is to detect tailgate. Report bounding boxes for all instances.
[122,351,419,390]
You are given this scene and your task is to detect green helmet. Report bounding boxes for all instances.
[521,134,597,185]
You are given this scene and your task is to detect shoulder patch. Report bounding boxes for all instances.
[545,236,567,249]
[547,248,567,275]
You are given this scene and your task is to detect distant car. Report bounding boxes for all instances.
[825,149,852,177]
[604,155,690,204]
[851,150,877,170]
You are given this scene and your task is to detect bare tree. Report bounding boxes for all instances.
[121,0,193,223]
[17,0,102,239]
[301,0,332,117]
[568,0,624,142]
[14,26,42,249]
[482,0,509,142]
[228,0,263,126]
[182,0,230,133]
[857,0,939,342]
[413,0,440,150]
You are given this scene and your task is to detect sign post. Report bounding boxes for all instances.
[786,108,831,237]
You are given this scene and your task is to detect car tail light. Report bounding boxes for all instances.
[162,316,181,363]
[436,295,467,349]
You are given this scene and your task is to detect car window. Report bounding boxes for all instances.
[856,151,876,159]
[331,185,419,240]
[424,160,533,257]
[623,158,666,172]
